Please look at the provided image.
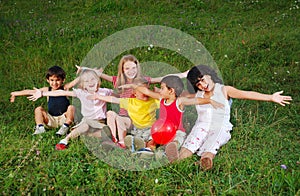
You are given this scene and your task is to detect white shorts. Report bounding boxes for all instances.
[45,113,66,128]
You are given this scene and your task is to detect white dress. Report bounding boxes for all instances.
[182,83,233,155]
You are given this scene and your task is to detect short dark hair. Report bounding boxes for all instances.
[161,75,184,97]
[46,65,66,80]
[187,65,223,93]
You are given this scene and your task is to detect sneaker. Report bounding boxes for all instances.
[56,125,69,136]
[55,139,68,150]
[124,135,134,151]
[135,147,154,159]
[165,142,179,163]
[55,143,67,150]
[134,137,145,151]
[124,135,145,151]
[33,125,46,135]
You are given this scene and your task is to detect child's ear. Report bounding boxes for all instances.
[169,88,175,95]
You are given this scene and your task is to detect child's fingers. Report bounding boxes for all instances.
[27,96,37,101]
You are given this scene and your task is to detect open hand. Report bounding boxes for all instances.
[27,88,42,101]
[10,92,16,102]
[272,91,292,106]
[75,65,82,74]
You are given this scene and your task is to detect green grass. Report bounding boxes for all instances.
[1,0,299,195]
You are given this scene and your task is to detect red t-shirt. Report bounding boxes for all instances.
[159,98,185,132]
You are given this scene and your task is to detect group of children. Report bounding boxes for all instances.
[10,54,292,170]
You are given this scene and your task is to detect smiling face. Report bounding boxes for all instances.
[196,75,215,92]
[123,61,138,80]
[80,71,100,93]
[47,75,65,90]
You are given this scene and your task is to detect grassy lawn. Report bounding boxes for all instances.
[1,0,299,195]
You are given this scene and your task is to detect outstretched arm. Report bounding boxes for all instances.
[150,69,189,83]
[28,88,75,101]
[87,94,120,104]
[75,65,113,82]
[10,87,48,102]
[136,86,161,99]
[179,97,224,109]
[64,65,108,90]
[225,86,292,106]
[64,77,79,90]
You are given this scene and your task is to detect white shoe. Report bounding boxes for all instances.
[56,125,69,136]
[59,138,68,145]
[33,126,46,135]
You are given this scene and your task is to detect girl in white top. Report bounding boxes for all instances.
[172,65,292,170]
[29,69,113,150]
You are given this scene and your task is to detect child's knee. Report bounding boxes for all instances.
[67,105,76,113]
[107,111,117,119]
[34,106,44,113]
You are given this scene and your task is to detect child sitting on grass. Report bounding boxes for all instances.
[65,54,188,146]
[10,65,75,135]
[87,78,160,151]
[170,65,292,170]
[28,69,114,150]
[122,75,224,161]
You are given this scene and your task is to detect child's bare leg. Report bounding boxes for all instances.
[64,105,75,125]
[178,147,193,160]
[116,116,131,145]
[34,106,48,125]
[106,111,118,141]
[65,123,89,142]
[199,152,215,171]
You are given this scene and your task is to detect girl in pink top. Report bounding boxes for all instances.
[66,54,188,148]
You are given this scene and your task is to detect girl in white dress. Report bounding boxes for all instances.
[171,65,292,170]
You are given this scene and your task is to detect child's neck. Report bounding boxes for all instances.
[164,96,176,104]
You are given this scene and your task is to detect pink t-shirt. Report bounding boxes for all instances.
[73,88,113,120]
[112,76,151,116]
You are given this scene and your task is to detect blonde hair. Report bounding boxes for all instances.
[116,54,143,88]
[77,69,100,90]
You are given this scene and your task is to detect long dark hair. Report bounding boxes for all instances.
[187,65,223,93]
